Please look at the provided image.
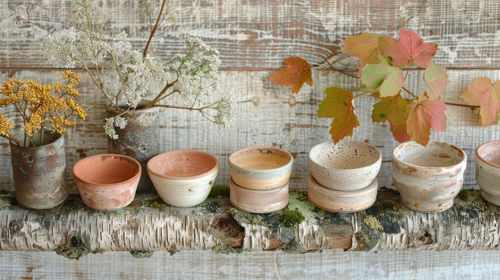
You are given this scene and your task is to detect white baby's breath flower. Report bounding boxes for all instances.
[104,116,128,139]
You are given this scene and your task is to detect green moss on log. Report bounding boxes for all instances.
[130,250,154,258]
[363,215,383,231]
[279,210,305,227]
[208,185,230,199]
[55,235,90,260]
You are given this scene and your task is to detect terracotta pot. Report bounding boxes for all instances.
[230,178,288,213]
[475,141,500,206]
[392,141,467,213]
[107,104,160,192]
[10,132,68,210]
[307,175,377,213]
[228,146,294,189]
[147,150,219,207]
[73,154,141,210]
[308,141,381,191]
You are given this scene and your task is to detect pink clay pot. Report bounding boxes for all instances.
[73,154,141,210]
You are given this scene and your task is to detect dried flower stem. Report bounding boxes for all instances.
[143,0,167,58]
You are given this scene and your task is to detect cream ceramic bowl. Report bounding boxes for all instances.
[392,141,467,213]
[229,178,289,213]
[475,141,500,206]
[228,146,294,189]
[308,141,381,191]
[147,150,219,207]
[307,175,377,213]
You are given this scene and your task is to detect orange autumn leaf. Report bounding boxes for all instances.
[383,29,437,68]
[318,87,360,143]
[344,32,398,75]
[460,77,500,127]
[269,57,313,93]
[406,97,447,146]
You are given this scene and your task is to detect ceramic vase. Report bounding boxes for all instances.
[106,104,160,191]
[10,132,68,210]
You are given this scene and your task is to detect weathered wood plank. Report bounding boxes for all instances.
[2,250,500,280]
[0,0,499,69]
[1,189,499,253]
[1,69,499,192]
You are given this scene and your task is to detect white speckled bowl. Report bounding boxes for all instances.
[307,175,378,213]
[308,141,381,191]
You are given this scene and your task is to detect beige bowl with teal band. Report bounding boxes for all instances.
[229,146,294,190]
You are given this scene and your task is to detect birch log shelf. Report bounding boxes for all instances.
[1,188,500,255]
[1,0,500,279]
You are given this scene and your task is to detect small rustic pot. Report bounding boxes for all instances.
[10,132,68,210]
[107,103,160,191]
[307,175,377,213]
[230,178,288,213]
[475,141,500,206]
[73,154,141,210]
[392,141,467,213]
[309,141,381,191]
[147,150,219,207]
[228,146,294,189]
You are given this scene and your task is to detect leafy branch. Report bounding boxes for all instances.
[270,29,494,146]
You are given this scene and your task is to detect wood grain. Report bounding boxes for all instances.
[1,69,499,192]
[2,250,500,280]
[0,0,499,69]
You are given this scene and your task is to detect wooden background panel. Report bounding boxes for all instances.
[2,250,500,279]
[0,0,499,69]
[1,69,499,192]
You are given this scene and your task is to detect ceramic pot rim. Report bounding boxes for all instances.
[229,177,288,192]
[73,153,142,186]
[147,150,219,180]
[228,146,294,175]
[9,131,64,149]
[476,140,500,169]
[308,140,381,171]
[307,174,378,195]
[392,141,466,171]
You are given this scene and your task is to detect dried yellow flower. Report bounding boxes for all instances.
[0,71,86,146]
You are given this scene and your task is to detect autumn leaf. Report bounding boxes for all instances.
[361,58,404,97]
[384,29,437,68]
[460,77,500,127]
[424,62,448,99]
[318,87,360,143]
[269,57,313,93]
[344,33,398,74]
[371,94,410,142]
[406,98,447,146]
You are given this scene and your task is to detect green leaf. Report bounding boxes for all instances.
[361,58,404,97]
[424,62,448,99]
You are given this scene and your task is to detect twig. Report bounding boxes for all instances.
[143,0,167,58]
[445,102,478,109]
[330,68,359,79]
[401,86,417,98]
[154,104,208,111]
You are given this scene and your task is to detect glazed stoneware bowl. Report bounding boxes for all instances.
[307,175,377,213]
[392,141,467,213]
[73,154,141,210]
[228,146,294,189]
[308,141,381,191]
[147,150,219,207]
[475,141,500,206]
[229,178,288,213]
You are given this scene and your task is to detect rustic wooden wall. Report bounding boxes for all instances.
[0,0,499,193]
